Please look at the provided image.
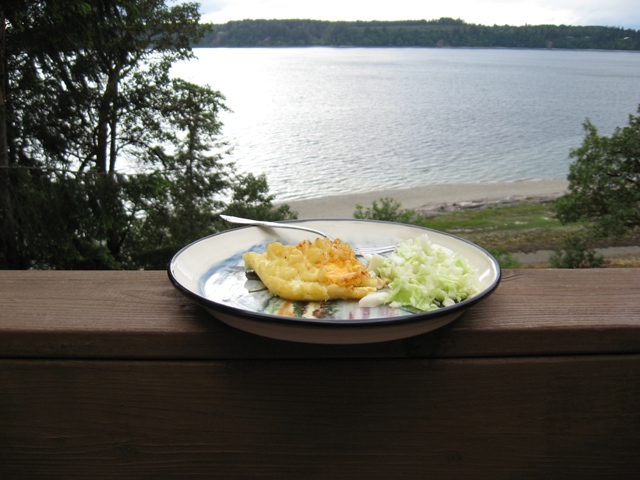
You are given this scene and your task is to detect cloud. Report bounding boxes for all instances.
[194,0,639,29]
[567,0,639,27]
[194,0,237,16]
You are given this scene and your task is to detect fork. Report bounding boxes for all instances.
[220,215,396,255]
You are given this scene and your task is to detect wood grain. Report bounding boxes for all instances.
[0,269,639,359]
[2,355,639,479]
[2,269,640,477]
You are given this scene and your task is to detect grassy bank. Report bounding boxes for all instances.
[397,199,640,268]
[422,201,580,252]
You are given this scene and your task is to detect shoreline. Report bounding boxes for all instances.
[282,180,569,219]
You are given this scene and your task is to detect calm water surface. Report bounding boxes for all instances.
[171,48,640,202]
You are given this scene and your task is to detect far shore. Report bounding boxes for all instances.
[281,180,569,219]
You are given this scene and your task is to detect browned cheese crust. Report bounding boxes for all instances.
[243,238,384,301]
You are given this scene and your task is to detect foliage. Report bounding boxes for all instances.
[488,248,520,269]
[221,173,296,221]
[550,235,605,268]
[555,107,640,238]
[354,197,420,224]
[196,18,640,50]
[1,1,295,270]
[552,107,640,268]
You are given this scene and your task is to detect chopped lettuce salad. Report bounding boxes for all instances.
[360,234,478,312]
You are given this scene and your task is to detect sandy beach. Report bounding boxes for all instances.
[283,179,569,219]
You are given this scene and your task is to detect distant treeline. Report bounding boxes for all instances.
[195,18,640,50]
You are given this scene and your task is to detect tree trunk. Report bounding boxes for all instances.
[96,64,120,174]
[96,65,126,263]
[0,10,21,269]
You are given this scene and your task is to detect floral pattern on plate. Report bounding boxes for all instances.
[199,240,411,320]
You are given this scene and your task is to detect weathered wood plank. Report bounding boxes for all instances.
[2,270,639,477]
[1,269,639,359]
[1,355,638,479]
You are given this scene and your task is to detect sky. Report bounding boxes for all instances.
[192,0,640,30]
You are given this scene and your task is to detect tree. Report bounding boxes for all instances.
[1,1,295,269]
[555,106,640,238]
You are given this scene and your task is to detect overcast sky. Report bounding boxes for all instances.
[193,0,639,29]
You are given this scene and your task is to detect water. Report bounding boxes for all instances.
[171,47,640,202]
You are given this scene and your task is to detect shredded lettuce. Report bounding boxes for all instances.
[359,234,478,312]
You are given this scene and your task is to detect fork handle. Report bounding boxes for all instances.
[220,215,334,240]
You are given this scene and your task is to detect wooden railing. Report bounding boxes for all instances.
[1,269,639,478]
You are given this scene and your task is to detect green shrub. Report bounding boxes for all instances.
[550,235,605,268]
[354,197,420,224]
[489,248,521,269]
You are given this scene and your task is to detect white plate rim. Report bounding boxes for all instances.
[167,219,502,331]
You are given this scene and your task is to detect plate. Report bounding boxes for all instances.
[168,219,501,344]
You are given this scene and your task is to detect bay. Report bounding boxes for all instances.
[171,47,640,202]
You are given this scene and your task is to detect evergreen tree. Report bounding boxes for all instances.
[0,1,295,269]
[555,106,640,238]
